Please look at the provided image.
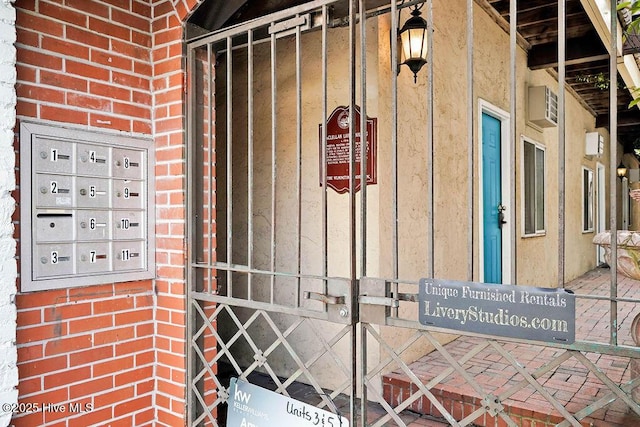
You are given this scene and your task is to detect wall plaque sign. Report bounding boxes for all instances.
[319,105,377,194]
[418,279,575,344]
[227,378,349,427]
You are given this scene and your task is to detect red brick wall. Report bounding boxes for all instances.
[151,0,205,425]
[13,0,202,425]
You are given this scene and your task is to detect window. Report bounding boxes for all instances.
[583,167,594,232]
[523,138,545,235]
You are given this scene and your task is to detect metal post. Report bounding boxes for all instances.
[427,0,434,280]
[226,35,234,297]
[348,2,358,424]
[467,0,474,282]
[510,0,517,284]
[270,31,278,304]
[321,6,329,306]
[558,0,566,288]
[609,0,619,346]
[359,0,368,422]
[295,18,303,307]
[247,30,254,299]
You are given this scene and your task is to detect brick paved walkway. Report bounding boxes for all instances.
[382,267,640,426]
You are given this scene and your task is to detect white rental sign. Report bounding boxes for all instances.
[227,378,349,427]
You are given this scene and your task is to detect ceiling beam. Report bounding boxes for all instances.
[528,33,608,70]
[595,109,640,128]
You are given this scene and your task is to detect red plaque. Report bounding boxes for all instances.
[319,106,377,194]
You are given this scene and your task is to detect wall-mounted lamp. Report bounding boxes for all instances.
[398,6,428,83]
[618,162,628,180]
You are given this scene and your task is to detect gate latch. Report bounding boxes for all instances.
[303,291,345,305]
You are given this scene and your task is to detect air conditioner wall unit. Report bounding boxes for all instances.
[528,86,558,128]
[585,131,604,156]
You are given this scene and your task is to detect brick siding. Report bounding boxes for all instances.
[12,0,203,425]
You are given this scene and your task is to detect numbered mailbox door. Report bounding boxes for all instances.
[77,143,110,177]
[77,177,110,208]
[34,243,74,278]
[35,212,74,242]
[112,148,143,179]
[35,174,74,208]
[113,241,144,271]
[33,138,74,174]
[76,210,110,241]
[113,211,144,240]
[77,242,110,274]
[112,180,143,209]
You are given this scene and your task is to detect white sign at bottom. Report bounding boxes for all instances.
[227,377,349,427]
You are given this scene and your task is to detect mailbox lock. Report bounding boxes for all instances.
[49,222,55,228]
[115,160,121,167]
[80,222,87,229]
[80,155,87,163]
[79,188,87,196]
[40,187,47,194]
[116,191,122,197]
[39,151,47,159]
[40,257,47,264]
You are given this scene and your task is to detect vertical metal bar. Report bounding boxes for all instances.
[558,0,566,288]
[321,6,329,306]
[358,3,367,423]
[467,0,474,281]
[391,0,399,318]
[270,31,278,304]
[609,0,618,346]
[295,18,303,308]
[247,30,254,299]
[360,0,367,279]
[226,35,234,297]
[348,2,358,425]
[510,0,517,284]
[623,178,629,230]
[185,41,196,427]
[207,44,214,294]
[427,0,434,280]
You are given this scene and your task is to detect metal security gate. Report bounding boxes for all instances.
[186,1,640,426]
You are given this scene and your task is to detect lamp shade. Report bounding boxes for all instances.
[618,162,628,179]
[398,8,428,83]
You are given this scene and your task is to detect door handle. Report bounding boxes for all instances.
[498,204,507,228]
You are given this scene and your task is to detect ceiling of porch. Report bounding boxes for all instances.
[188,0,640,150]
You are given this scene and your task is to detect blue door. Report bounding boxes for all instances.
[482,113,502,284]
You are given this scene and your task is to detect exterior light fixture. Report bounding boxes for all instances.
[618,162,628,180]
[398,6,428,83]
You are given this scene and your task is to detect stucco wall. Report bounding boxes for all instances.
[0,1,17,426]
[214,0,613,390]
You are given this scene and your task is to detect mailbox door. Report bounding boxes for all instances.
[35,174,74,208]
[76,210,111,241]
[112,180,143,209]
[77,143,110,177]
[113,211,144,240]
[113,241,145,271]
[112,148,143,179]
[33,137,74,174]
[35,212,74,242]
[76,177,110,208]
[34,243,74,278]
[77,242,111,274]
